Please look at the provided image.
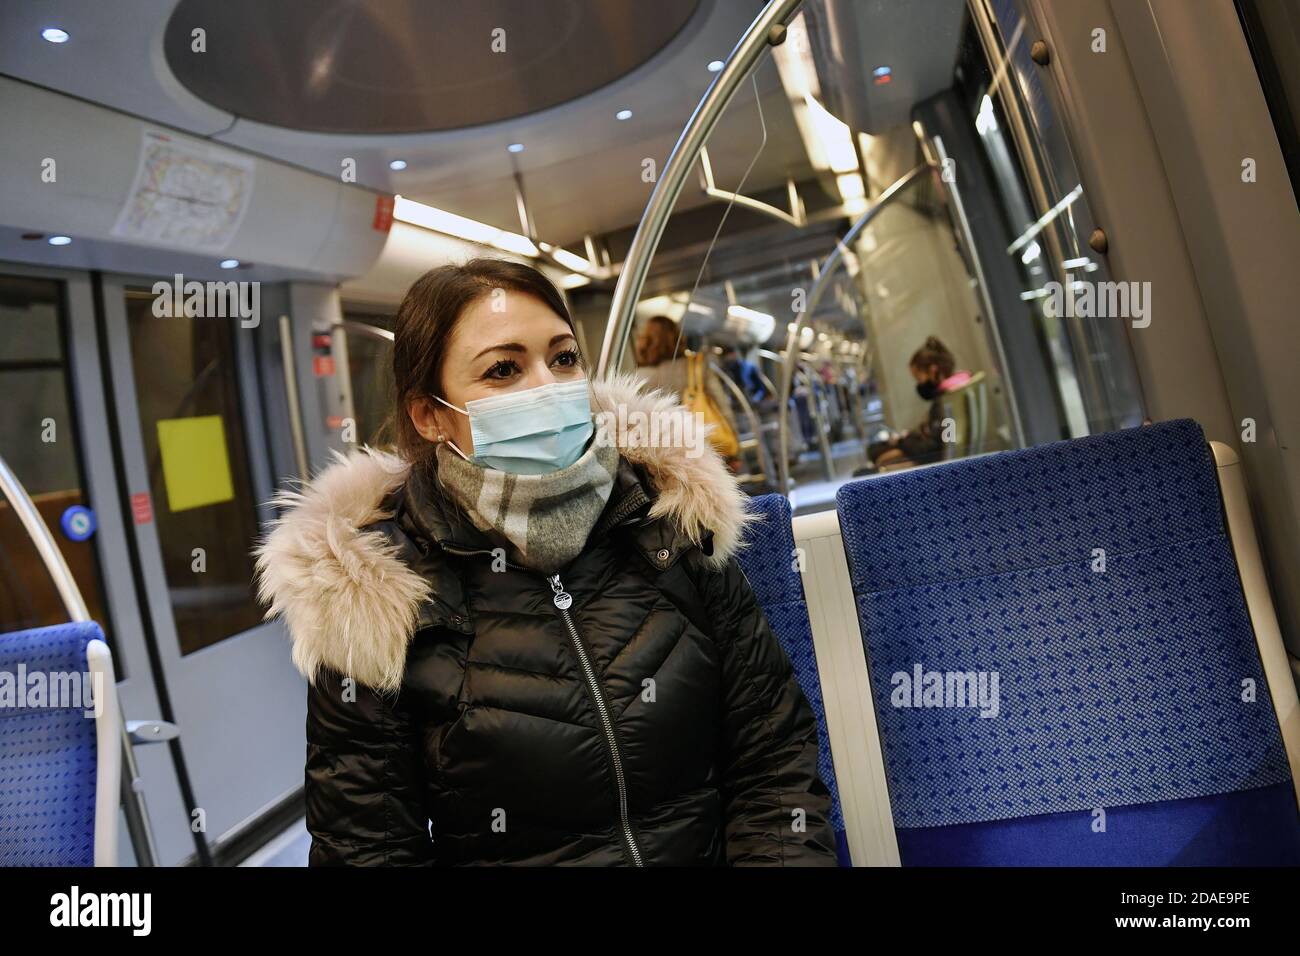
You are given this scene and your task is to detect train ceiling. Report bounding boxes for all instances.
[0,0,966,251]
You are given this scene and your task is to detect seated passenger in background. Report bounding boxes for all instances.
[864,336,971,471]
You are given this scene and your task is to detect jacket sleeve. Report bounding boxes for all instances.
[691,554,840,866]
[305,668,436,866]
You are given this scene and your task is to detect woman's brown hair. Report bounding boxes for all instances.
[391,257,575,463]
[909,335,956,379]
[636,315,680,368]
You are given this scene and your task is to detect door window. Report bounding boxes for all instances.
[122,287,264,655]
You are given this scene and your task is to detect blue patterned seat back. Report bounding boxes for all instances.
[0,621,103,866]
[736,493,850,866]
[836,420,1300,865]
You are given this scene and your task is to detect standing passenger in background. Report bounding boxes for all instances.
[256,260,836,866]
[721,345,767,403]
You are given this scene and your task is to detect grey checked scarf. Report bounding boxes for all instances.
[433,437,620,572]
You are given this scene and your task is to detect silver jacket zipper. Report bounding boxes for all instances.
[547,572,645,867]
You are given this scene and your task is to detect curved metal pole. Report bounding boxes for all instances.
[596,0,805,380]
[280,315,310,481]
[0,453,160,866]
[749,351,781,401]
[709,360,775,484]
[776,162,931,494]
[0,455,89,621]
[794,367,836,482]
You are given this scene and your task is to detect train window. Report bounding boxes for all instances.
[962,0,1145,438]
[122,287,264,655]
[0,274,114,647]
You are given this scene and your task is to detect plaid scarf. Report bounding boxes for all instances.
[433,438,620,572]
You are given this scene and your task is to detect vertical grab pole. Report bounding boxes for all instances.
[596,0,806,381]
[279,314,311,480]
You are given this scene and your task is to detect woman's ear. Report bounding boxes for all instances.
[407,397,445,443]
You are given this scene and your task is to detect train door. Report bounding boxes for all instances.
[91,272,305,863]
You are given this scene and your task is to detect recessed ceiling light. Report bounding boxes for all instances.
[507,143,524,153]
[42,28,69,43]
[616,109,632,121]
[389,159,407,171]
[220,259,239,269]
[48,235,72,246]
[707,60,724,73]
[872,65,892,78]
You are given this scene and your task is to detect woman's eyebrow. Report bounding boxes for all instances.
[472,342,525,361]
[471,333,575,362]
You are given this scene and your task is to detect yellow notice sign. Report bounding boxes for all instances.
[156,415,235,512]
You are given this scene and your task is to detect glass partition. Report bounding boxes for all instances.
[602,0,1146,511]
[339,311,397,447]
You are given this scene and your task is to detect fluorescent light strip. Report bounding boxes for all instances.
[393,195,538,258]
[538,241,595,275]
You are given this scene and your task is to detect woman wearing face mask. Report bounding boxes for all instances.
[256,258,837,866]
[865,336,972,471]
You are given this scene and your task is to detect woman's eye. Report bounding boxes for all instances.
[552,349,580,368]
[484,360,519,379]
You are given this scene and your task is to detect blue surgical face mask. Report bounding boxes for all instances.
[434,378,595,475]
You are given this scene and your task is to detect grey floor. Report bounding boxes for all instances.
[239,817,310,867]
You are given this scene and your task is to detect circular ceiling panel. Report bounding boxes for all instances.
[164,0,700,134]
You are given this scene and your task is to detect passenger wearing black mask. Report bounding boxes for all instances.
[865,336,972,470]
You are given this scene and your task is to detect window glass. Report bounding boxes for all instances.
[340,311,396,447]
[0,275,114,653]
[1237,0,1300,200]
[123,287,263,655]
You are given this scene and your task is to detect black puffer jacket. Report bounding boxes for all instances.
[256,376,837,866]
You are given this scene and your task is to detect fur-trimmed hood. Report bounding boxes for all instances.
[254,374,757,691]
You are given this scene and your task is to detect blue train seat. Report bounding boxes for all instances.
[736,493,851,866]
[835,420,1300,865]
[0,621,119,866]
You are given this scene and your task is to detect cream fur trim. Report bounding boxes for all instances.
[254,449,430,693]
[589,374,758,567]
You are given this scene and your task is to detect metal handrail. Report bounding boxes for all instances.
[337,319,395,343]
[776,162,931,494]
[279,314,311,480]
[0,457,89,622]
[793,366,836,482]
[709,360,775,485]
[596,0,805,380]
[0,453,159,866]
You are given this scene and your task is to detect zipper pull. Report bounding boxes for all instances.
[548,573,573,610]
